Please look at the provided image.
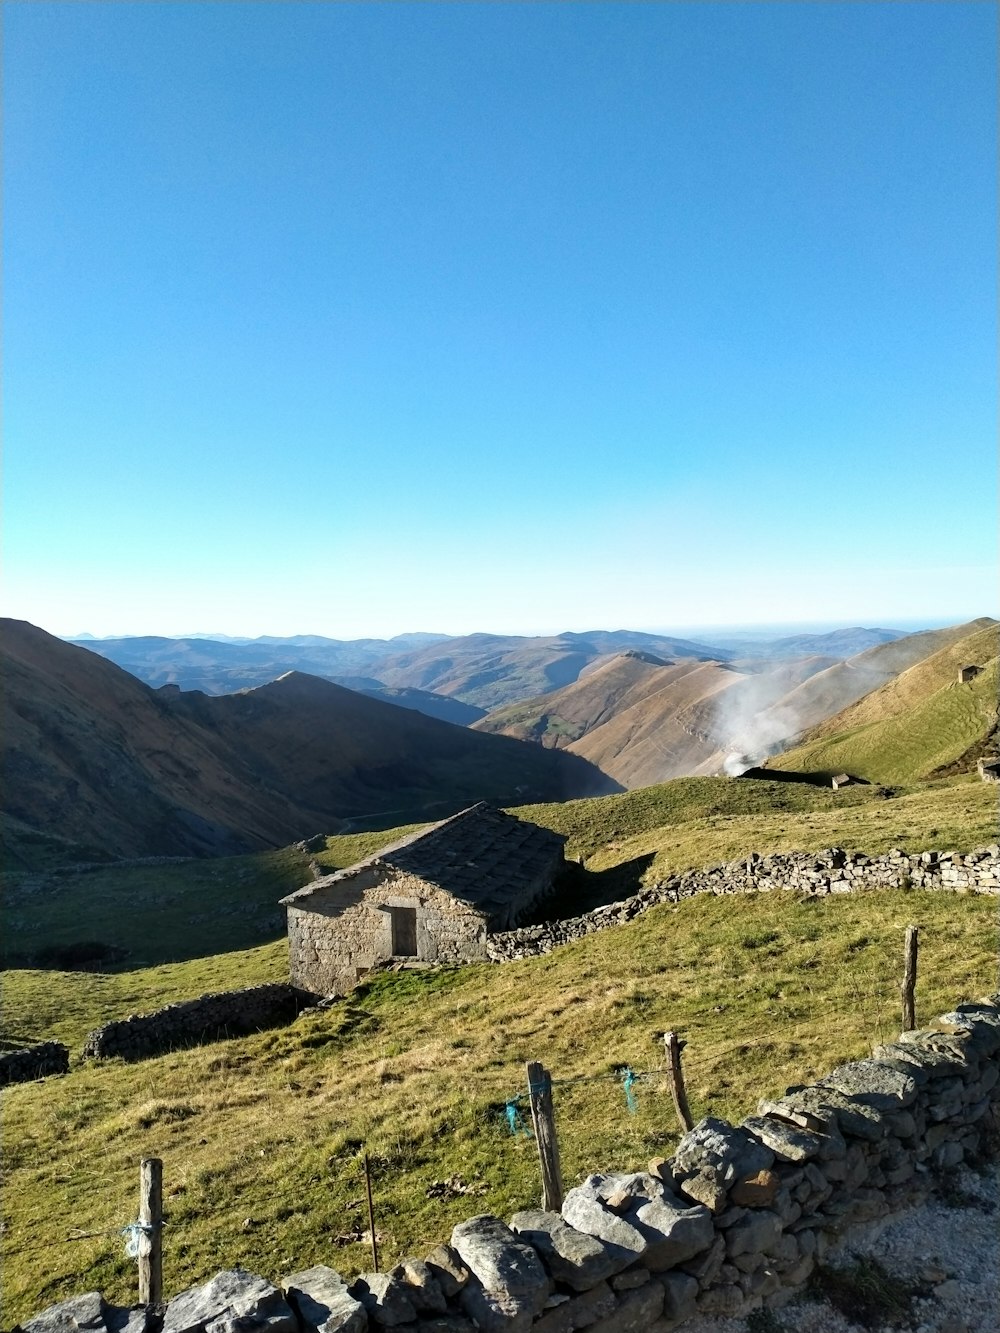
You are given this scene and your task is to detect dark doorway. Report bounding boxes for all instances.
[389,906,418,957]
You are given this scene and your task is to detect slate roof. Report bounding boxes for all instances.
[280,802,566,925]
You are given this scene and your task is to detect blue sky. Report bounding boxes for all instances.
[3,1,996,639]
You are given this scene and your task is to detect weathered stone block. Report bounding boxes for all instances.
[584,1283,663,1333]
[348,1275,416,1328]
[560,1179,647,1264]
[162,1270,297,1333]
[675,1169,726,1213]
[23,1293,108,1333]
[390,1261,448,1316]
[283,1266,367,1333]
[672,1118,773,1186]
[609,1271,648,1293]
[509,1211,620,1291]
[695,1284,743,1317]
[451,1216,550,1331]
[629,1195,714,1272]
[729,1168,779,1208]
[724,1209,783,1258]
[818,1060,917,1110]
[423,1246,469,1299]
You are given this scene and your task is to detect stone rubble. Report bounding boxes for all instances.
[487,845,1000,961]
[21,993,1000,1333]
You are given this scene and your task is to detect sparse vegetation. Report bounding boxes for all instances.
[809,1254,922,1327]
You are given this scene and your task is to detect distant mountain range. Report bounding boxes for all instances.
[472,619,998,788]
[1,621,619,864]
[6,616,995,866]
[65,625,914,712]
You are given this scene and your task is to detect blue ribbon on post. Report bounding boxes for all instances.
[505,1098,532,1137]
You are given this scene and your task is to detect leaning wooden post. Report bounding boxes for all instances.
[901,925,918,1032]
[363,1154,379,1273]
[138,1157,163,1306]
[663,1032,694,1132]
[525,1061,563,1211]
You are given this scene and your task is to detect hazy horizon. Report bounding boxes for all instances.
[48,612,990,646]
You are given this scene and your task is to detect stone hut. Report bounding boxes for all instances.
[830,773,853,790]
[978,757,1000,783]
[281,803,567,996]
[959,664,982,683]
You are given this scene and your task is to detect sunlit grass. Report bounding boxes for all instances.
[2,886,995,1324]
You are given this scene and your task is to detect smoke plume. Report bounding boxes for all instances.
[712,671,807,776]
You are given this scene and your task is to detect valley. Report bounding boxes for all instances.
[2,612,998,1328]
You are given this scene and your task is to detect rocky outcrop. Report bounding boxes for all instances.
[0,1039,70,1085]
[81,985,317,1062]
[24,994,1000,1333]
[487,845,1000,960]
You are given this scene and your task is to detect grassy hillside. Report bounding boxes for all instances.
[0,828,433,971]
[472,654,843,789]
[774,627,999,784]
[2,886,995,1325]
[749,617,997,745]
[4,777,996,969]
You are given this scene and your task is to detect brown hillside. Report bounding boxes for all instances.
[1,622,619,862]
[474,652,836,788]
[373,631,729,710]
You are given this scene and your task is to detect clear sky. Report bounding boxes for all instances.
[3,1,997,640]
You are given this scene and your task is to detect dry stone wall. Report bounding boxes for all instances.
[0,1040,70,1086]
[81,984,317,1062]
[487,845,1000,961]
[22,994,1000,1333]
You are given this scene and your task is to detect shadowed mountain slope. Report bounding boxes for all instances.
[771,623,1000,783]
[1,622,619,862]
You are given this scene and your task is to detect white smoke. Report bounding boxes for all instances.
[713,670,807,776]
[723,752,754,777]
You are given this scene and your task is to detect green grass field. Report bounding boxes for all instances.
[2,886,996,1325]
[2,771,998,1324]
[3,778,997,970]
[777,655,998,785]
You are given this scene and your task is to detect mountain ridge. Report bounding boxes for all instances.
[1,620,619,863]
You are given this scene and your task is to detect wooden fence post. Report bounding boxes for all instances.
[901,925,918,1032]
[138,1157,163,1306]
[663,1032,693,1132]
[525,1061,563,1211]
[363,1154,379,1273]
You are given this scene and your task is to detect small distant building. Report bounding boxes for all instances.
[280,803,567,996]
[959,665,982,684]
[977,758,1000,784]
[831,773,854,790]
